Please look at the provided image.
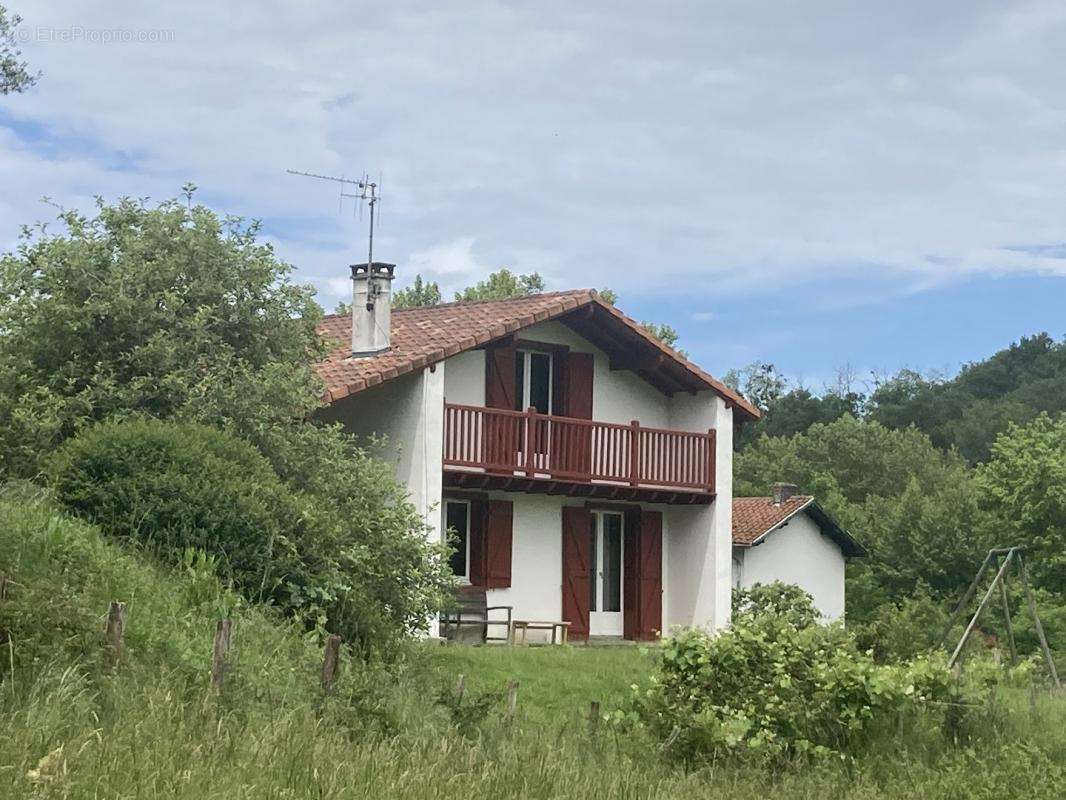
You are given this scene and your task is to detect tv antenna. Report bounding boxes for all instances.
[287,169,381,267]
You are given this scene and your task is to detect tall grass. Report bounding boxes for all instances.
[1,489,1064,799]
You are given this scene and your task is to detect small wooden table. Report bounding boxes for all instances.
[511,620,571,645]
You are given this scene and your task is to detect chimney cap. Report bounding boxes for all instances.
[771,482,800,506]
[350,262,396,278]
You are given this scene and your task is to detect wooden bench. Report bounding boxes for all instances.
[440,586,513,644]
[511,620,571,645]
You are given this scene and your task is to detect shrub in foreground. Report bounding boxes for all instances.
[635,584,956,762]
[48,418,451,652]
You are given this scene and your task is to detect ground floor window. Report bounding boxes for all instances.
[444,500,471,581]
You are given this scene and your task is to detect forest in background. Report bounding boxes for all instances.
[725,333,1066,658]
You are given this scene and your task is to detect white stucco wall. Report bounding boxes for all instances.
[499,320,673,429]
[322,319,739,639]
[320,364,446,635]
[443,349,486,407]
[664,393,733,632]
[461,492,677,643]
[734,512,847,621]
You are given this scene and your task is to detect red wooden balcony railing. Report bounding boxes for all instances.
[443,403,715,493]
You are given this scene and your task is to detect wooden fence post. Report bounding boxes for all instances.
[104,601,127,667]
[504,680,519,723]
[0,574,8,607]
[211,619,233,690]
[588,700,600,734]
[454,673,466,706]
[321,634,341,694]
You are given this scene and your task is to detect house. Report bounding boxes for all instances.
[317,261,849,641]
[732,484,865,620]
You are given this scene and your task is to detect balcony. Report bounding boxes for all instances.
[442,403,716,505]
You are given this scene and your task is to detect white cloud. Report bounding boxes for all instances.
[692,311,716,322]
[2,0,1066,313]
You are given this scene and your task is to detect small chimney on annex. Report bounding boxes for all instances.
[771,482,799,506]
[350,262,395,357]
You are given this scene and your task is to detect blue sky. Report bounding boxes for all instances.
[2,1,1065,390]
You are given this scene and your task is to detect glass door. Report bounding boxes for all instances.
[515,349,553,472]
[589,511,624,636]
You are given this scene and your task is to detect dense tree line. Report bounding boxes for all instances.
[728,333,1066,463]
[730,338,1066,661]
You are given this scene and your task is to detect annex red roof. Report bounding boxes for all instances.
[732,496,814,545]
[315,289,760,419]
[733,496,865,556]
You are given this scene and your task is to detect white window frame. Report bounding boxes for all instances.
[516,348,554,414]
[443,499,472,583]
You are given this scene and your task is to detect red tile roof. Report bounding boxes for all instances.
[733,496,865,556]
[315,289,760,419]
[732,496,814,545]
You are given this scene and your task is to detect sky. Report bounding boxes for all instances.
[2,1,1065,390]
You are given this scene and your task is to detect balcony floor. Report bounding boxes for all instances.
[443,468,715,505]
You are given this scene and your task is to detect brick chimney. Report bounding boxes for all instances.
[350,262,395,357]
[771,482,799,506]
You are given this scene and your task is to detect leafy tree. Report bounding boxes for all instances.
[596,287,619,305]
[594,287,684,352]
[640,321,683,353]
[735,416,992,619]
[868,334,1066,463]
[393,274,442,309]
[976,413,1066,593]
[454,268,544,302]
[0,195,451,651]
[0,196,323,476]
[1,5,38,94]
[723,361,787,414]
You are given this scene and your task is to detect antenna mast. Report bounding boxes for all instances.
[287,169,380,266]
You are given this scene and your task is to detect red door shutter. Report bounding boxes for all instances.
[638,510,663,640]
[468,499,487,587]
[485,500,513,589]
[485,343,517,409]
[622,509,640,640]
[561,352,595,478]
[483,343,518,471]
[564,352,594,419]
[561,506,592,639]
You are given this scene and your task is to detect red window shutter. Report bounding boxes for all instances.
[638,510,663,640]
[564,352,594,419]
[485,343,517,409]
[485,500,513,589]
[561,506,592,639]
[468,499,487,587]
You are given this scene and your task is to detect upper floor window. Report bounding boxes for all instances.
[514,349,553,414]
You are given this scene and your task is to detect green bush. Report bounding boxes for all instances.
[732,582,820,627]
[852,585,951,663]
[48,418,451,653]
[635,588,957,762]
[49,419,314,613]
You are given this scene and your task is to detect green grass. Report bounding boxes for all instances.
[419,643,656,726]
[2,488,1065,799]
